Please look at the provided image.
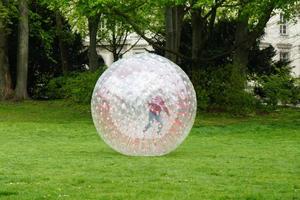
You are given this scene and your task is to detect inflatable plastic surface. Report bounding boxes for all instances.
[91,53,197,156]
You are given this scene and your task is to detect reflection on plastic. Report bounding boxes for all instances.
[91,53,197,156]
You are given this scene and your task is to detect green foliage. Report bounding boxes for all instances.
[46,68,106,104]
[6,1,88,98]
[30,72,54,99]
[0,0,17,33]
[192,64,257,115]
[248,44,299,110]
[290,81,300,105]
[45,76,66,99]
[248,43,295,82]
[0,2,9,25]
[257,70,300,109]
[29,8,56,62]
[193,85,209,111]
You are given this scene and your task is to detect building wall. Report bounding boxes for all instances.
[261,14,300,77]
[97,33,154,66]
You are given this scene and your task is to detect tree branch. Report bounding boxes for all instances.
[110,7,191,60]
[203,0,227,20]
[250,4,275,41]
[120,35,142,56]
[117,30,129,55]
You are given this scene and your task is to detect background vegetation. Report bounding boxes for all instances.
[0,0,299,114]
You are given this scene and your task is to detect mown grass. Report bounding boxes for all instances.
[0,101,300,200]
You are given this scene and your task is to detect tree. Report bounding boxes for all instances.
[0,0,13,100]
[248,43,291,78]
[110,0,230,66]
[165,5,185,62]
[55,11,70,75]
[22,0,87,98]
[88,13,101,71]
[55,0,161,68]
[98,15,141,62]
[232,1,275,86]
[109,0,182,58]
[15,0,29,100]
[190,0,228,67]
[229,0,298,89]
[51,0,107,71]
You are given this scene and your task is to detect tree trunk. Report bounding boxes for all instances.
[111,25,119,62]
[191,10,201,63]
[191,9,206,70]
[113,51,118,62]
[165,6,184,63]
[0,16,13,100]
[232,5,274,87]
[88,14,100,71]
[232,16,250,83]
[55,11,69,75]
[15,0,29,100]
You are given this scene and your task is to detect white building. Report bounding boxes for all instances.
[97,13,300,76]
[97,33,153,66]
[261,13,300,77]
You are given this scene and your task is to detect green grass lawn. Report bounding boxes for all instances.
[0,101,300,200]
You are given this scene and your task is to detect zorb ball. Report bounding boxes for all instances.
[91,53,197,156]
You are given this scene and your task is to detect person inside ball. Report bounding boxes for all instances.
[143,94,170,134]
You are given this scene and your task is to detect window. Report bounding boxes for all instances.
[99,19,107,32]
[133,51,144,55]
[279,52,289,61]
[279,13,287,35]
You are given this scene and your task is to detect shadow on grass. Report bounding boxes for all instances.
[97,149,125,158]
[96,148,193,159]
[165,150,194,158]
[0,191,18,197]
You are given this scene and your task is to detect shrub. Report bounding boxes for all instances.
[257,71,300,109]
[46,76,68,99]
[46,68,106,104]
[30,72,54,99]
[194,85,209,111]
[191,64,257,115]
[291,84,300,105]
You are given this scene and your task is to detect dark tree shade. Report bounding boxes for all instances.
[15,0,29,100]
[7,0,88,99]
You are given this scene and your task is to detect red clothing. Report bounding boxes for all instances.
[149,96,166,115]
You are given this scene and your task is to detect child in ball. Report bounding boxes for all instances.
[143,95,170,134]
